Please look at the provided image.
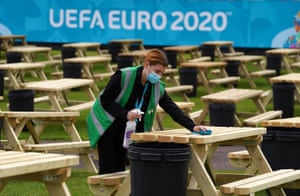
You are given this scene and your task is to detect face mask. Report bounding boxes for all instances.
[147,72,161,84]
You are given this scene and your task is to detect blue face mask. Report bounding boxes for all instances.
[147,72,161,84]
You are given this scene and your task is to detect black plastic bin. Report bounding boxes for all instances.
[201,45,215,61]
[61,47,77,60]
[108,42,123,63]
[261,127,300,195]
[63,62,82,78]
[165,50,177,68]
[8,89,34,111]
[0,71,4,97]
[272,82,295,118]
[179,67,198,97]
[225,60,240,76]
[209,103,235,126]
[128,142,191,196]
[117,56,134,69]
[6,52,22,63]
[266,53,282,76]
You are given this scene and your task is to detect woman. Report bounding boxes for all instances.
[87,48,206,174]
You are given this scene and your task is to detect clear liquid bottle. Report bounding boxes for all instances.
[123,120,136,148]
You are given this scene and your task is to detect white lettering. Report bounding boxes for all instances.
[109,10,121,29]
[49,9,64,28]
[66,9,78,28]
[122,11,135,30]
[152,11,167,30]
[137,11,151,30]
[90,10,105,29]
[79,10,91,28]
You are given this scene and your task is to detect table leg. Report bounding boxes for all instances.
[48,93,64,112]
[3,118,23,151]
[246,144,286,195]
[198,71,212,94]
[82,64,99,92]
[282,55,293,73]
[189,144,220,196]
[252,98,266,113]
[240,63,257,88]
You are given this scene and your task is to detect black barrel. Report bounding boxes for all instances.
[8,89,34,111]
[262,127,300,195]
[128,142,191,196]
[225,60,240,76]
[165,50,177,68]
[6,52,22,63]
[266,53,282,76]
[272,82,295,118]
[179,67,198,97]
[63,62,82,78]
[61,47,77,60]
[0,71,4,97]
[117,56,134,69]
[108,42,123,63]
[209,103,236,126]
[201,45,215,61]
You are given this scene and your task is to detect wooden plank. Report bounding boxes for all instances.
[24,141,91,151]
[220,169,293,194]
[0,154,79,178]
[235,170,300,195]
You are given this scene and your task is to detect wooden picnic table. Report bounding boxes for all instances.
[7,45,61,72]
[0,35,27,51]
[270,73,300,103]
[201,40,243,60]
[62,42,102,56]
[199,88,266,126]
[89,126,300,195]
[0,150,79,196]
[0,111,97,173]
[266,48,300,73]
[109,39,145,52]
[22,78,96,112]
[64,56,113,92]
[118,49,149,65]
[108,126,289,195]
[163,45,201,63]
[223,55,270,89]
[181,61,240,94]
[0,62,47,89]
[262,116,300,128]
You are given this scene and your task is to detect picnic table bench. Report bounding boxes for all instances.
[0,150,79,196]
[0,111,97,173]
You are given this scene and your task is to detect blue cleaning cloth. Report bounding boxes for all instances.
[192,129,212,135]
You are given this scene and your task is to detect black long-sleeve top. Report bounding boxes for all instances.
[100,66,195,133]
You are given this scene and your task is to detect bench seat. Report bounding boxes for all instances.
[243,110,282,127]
[64,101,94,112]
[223,52,245,57]
[228,150,251,168]
[88,170,130,196]
[220,169,300,195]
[209,76,240,85]
[93,72,114,80]
[250,69,276,77]
[23,141,91,152]
[187,56,211,63]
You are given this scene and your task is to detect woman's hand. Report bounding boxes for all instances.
[127,109,144,121]
[192,125,207,132]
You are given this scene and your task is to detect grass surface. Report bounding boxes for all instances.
[0,48,299,195]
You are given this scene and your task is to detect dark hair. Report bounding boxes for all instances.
[145,49,169,67]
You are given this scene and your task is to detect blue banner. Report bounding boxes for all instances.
[0,0,299,48]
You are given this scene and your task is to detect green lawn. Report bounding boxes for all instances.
[0,48,299,195]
